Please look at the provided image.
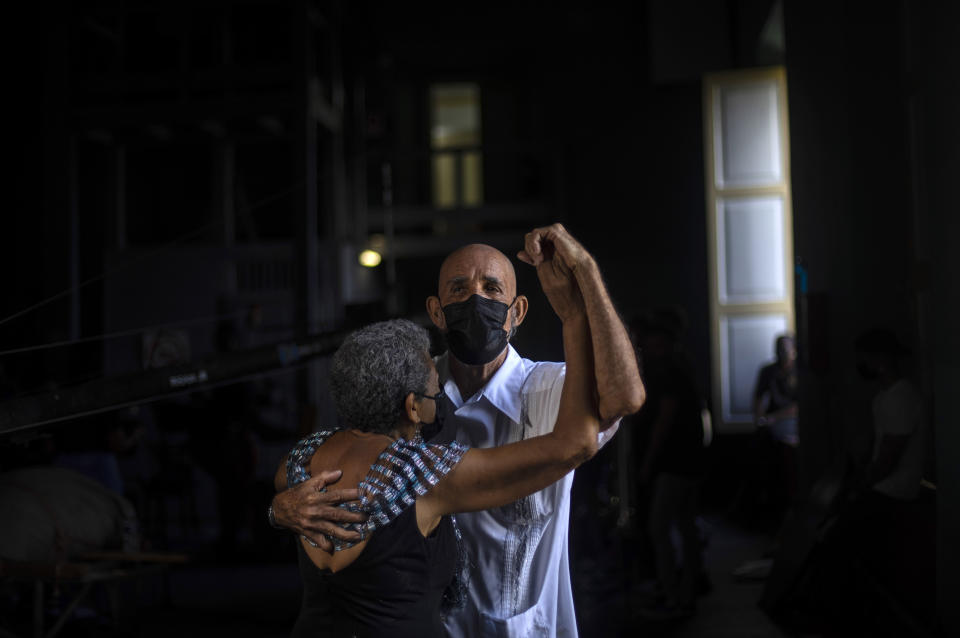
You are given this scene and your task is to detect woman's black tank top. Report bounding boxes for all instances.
[290,504,456,637]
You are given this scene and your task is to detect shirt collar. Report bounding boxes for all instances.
[436,344,525,424]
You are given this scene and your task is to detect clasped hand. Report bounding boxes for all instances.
[517,223,590,321]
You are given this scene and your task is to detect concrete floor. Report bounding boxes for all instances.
[1,510,806,638]
[2,519,796,638]
[2,519,798,638]
[571,513,795,638]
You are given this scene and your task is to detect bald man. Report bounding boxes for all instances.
[271,223,644,637]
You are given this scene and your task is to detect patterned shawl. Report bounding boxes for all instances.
[285,428,470,612]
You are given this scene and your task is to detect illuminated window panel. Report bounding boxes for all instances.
[430,83,482,208]
[716,195,786,304]
[720,313,789,421]
[713,80,782,188]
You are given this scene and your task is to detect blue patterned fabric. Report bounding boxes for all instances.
[285,428,471,612]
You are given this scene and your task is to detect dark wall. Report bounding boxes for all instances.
[345,2,724,382]
[909,2,960,631]
[785,0,960,631]
[785,0,917,490]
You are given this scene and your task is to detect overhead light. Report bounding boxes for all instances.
[358,249,382,268]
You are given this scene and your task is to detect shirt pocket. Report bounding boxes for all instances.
[479,584,555,637]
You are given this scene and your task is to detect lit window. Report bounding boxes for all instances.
[430,83,483,208]
[703,67,796,432]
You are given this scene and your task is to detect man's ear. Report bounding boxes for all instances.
[512,295,529,327]
[426,296,446,329]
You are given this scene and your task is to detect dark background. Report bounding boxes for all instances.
[2,1,958,636]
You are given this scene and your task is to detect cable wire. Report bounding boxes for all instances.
[0,181,302,330]
[0,308,260,358]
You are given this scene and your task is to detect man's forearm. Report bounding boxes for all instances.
[516,222,644,420]
[271,488,299,532]
[574,259,645,420]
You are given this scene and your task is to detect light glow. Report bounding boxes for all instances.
[358,249,382,268]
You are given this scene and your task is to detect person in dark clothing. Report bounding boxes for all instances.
[753,334,799,446]
[632,307,707,620]
[749,334,801,530]
[762,328,936,636]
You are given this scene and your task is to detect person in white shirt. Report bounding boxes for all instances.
[270,223,646,637]
[854,328,926,501]
[791,328,932,631]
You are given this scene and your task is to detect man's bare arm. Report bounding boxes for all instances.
[519,223,645,424]
[422,312,600,521]
[271,465,366,551]
[574,257,646,422]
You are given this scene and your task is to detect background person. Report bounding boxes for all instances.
[631,307,708,621]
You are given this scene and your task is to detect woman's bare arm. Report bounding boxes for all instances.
[420,312,600,521]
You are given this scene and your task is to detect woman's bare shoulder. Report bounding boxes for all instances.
[308,430,391,490]
[300,430,393,572]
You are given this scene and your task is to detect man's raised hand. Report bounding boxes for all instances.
[517,223,594,273]
[518,223,588,322]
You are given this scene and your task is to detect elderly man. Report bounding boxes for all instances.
[270,223,644,637]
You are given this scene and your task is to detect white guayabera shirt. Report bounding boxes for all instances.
[432,346,618,638]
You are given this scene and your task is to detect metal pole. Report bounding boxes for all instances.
[293,1,322,410]
[381,162,397,315]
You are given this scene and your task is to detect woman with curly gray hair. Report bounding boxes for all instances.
[327,318,435,436]
[280,316,600,637]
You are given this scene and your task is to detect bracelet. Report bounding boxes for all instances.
[267,504,284,530]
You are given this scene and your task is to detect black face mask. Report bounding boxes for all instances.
[442,294,516,365]
[416,388,446,441]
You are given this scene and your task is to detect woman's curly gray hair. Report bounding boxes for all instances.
[330,318,432,434]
